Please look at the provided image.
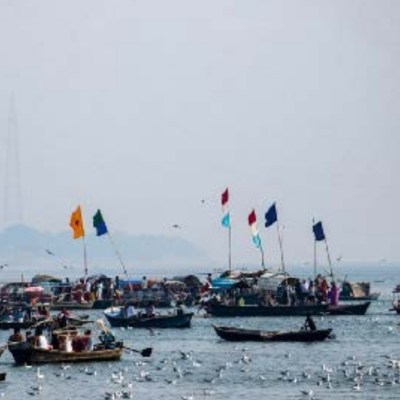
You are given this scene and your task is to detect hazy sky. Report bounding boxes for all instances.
[0,1,399,268]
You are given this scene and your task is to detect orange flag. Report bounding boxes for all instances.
[70,206,85,239]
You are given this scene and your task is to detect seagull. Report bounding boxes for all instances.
[300,390,314,397]
[336,256,343,262]
[172,224,181,229]
[36,367,44,379]
[0,263,7,269]
[45,249,55,256]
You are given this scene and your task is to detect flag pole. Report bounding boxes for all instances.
[324,238,333,279]
[82,235,88,281]
[260,243,265,269]
[276,221,285,273]
[312,219,317,278]
[107,231,129,280]
[228,225,232,272]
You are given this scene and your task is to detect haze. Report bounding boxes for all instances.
[0,1,399,269]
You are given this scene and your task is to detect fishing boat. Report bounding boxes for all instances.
[8,341,123,365]
[339,281,380,301]
[205,301,371,317]
[213,325,332,342]
[49,301,94,311]
[205,303,329,317]
[103,307,193,328]
[327,301,371,315]
[390,284,400,314]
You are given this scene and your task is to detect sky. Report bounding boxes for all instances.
[0,0,399,269]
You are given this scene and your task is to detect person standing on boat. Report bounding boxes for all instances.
[329,282,340,306]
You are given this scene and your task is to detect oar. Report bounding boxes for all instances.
[123,346,152,357]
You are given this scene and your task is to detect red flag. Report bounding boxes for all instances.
[248,209,257,226]
[221,188,229,206]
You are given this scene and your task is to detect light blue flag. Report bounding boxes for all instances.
[252,234,261,248]
[222,213,230,228]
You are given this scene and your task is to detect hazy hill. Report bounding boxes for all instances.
[0,224,211,276]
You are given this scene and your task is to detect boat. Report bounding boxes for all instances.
[339,281,380,301]
[49,301,94,311]
[0,372,5,382]
[0,320,44,330]
[103,307,194,328]
[390,284,400,314]
[213,325,332,342]
[327,301,371,315]
[205,301,371,317]
[8,341,123,365]
[205,303,329,317]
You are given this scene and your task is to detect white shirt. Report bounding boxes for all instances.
[37,335,49,349]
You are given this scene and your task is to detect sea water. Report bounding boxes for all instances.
[0,263,399,399]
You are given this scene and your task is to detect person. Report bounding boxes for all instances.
[145,302,155,318]
[8,327,23,343]
[99,329,116,349]
[330,281,340,306]
[303,313,317,331]
[34,327,52,349]
[125,303,137,318]
[58,307,71,328]
[84,329,94,351]
[176,301,184,316]
[142,276,148,291]
[238,297,245,307]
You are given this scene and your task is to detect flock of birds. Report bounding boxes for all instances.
[1,319,398,400]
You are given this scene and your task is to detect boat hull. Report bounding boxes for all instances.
[213,325,332,342]
[206,302,371,317]
[326,302,371,315]
[104,308,193,328]
[8,342,123,365]
[206,304,329,317]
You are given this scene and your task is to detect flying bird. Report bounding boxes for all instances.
[172,224,181,229]
[45,249,55,256]
[0,263,7,270]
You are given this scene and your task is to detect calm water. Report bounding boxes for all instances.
[0,264,399,399]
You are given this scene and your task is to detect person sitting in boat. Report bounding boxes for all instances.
[303,313,317,331]
[99,329,116,349]
[85,329,94,351]
[125,303,137,318]
[8,327,23,343]
[145,302,155,318]
[57,307,71,328]
[34,327,52,350]
[176,301,183,316]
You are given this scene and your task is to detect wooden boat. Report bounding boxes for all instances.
[49,301,94,311]
[339,281,380,301]
[205,303,329,317]
[326,301,371,315]
[0,320,42,330]
[206,301,371,317]
[103,307,193,328]
[8,341,123,365]
[213,325,332,342]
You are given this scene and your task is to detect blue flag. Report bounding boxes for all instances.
[313,221,325,241]
[265,203,278,228]
[221,213,231,228]
[93,209,108,236]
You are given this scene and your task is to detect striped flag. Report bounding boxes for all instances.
[221,188,230,228]
[248,209,261,248]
